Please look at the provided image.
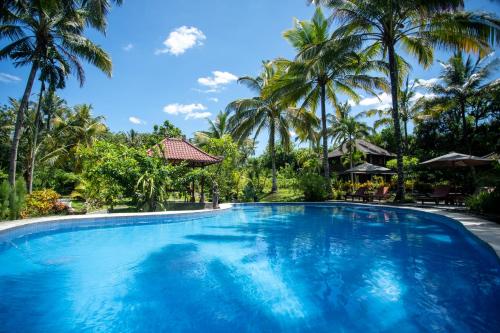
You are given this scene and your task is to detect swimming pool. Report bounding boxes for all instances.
[0,203,499,332]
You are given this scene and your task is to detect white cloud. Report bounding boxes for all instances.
[129,116,145,125]
[197,71,237,91]
[208,97,219,103]
[123,43,134,51]
[415,77,439,87]
[186,111,212,119]
[411,92,437,102]
[0,73,21,83]
[358,92,392,107]
[163,103,211,120]
[289,130,297,137]
[155,26,206,55]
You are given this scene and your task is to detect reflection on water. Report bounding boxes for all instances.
[0,204,499,332]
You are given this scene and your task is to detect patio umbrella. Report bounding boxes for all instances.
[420,152,494,168]
[343,162,395,174]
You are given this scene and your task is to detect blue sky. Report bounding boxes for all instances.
[1,0,499,154]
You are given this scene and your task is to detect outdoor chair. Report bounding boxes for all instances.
[416,185,451,205]
[369,186,391,202]
[345,187,368,201]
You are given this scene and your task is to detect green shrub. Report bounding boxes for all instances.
[9,178,26,220]
[0,179,26,220]
[22,189,65,217]
[466,189,500,215]
[242,182,258,202]
[0,180,9,220]
[295,173,328,201]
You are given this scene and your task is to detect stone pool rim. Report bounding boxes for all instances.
[1,202,498,258]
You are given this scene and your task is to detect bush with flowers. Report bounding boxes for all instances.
[22,189,68,218]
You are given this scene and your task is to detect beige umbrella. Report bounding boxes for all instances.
[420,152,494,168]
[343,162,395,174]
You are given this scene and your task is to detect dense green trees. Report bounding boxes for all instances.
[1,1,114,189]
[266,8,387,188]
[314,0,500,200]
[0,1,499,218]
[424,53,499,153]
[227,61,314,193]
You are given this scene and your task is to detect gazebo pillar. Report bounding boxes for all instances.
[200,175,205,204]
[190,180,196,202]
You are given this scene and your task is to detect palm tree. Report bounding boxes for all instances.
[193,110,231,147]
[227,61,313,193]
[27,91,68,193]
[329,110,372,184]
[266,8,387,188]
[61,104,108,148]
[315,0,500,200]
[1,1,112,187]
[360,76,425,153]
[424,52,499,152]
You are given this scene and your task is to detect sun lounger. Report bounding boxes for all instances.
[416,185,450,205]
[369,186,390,202]
[345,187,367,201]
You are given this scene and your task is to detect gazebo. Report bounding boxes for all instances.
[341,162,395,183]
[148,137,221,203]
[328,139,395,174]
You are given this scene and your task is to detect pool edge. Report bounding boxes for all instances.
[0,203,233,236]
[1,202,499,258]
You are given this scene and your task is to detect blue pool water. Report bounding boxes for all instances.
[0,204,499,332]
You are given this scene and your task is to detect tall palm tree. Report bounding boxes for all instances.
[266,8,387,188]
[227,61,314,193]
[424,52,499,152]
[329,111,372,184]
[315,0,500,200]
[27,90,68,193]
[1,1,112,187]
[360,76,425,153]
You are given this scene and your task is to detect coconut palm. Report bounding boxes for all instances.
[314,0,500,200]
[424,52,499,152]
[26,90,69,193]
[61,104,108,148]
[329,111,372,184]
[193,110,231,147]
[266,8,387,188]
[227,61,315,193]
[1,1,112,187]
[360,76,425,152]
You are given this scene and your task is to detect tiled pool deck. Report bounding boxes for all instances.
[1,202,499,257]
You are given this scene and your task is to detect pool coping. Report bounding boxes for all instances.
[0,203,233,235]
[1,202,499,257]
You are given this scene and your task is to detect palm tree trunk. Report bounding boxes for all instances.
[388,43,405,201]
[27,82,45,193]
[349,137,354,191]
[270,119,278,193]
[404,120,408,154]
[320,84,331,187]
[460,101,468,152]
[8,62,39,187]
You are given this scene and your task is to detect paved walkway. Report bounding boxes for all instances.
[1,202,499,257]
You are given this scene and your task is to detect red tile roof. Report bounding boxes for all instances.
[148,138,221,166]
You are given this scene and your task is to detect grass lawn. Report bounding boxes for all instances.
[259,188,304,202]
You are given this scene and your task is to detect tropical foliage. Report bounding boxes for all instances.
[0,1,499,220]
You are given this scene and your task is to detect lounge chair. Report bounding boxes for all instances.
[416,185,450,205]
[345,187,367,201]
[369,186,390,202]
